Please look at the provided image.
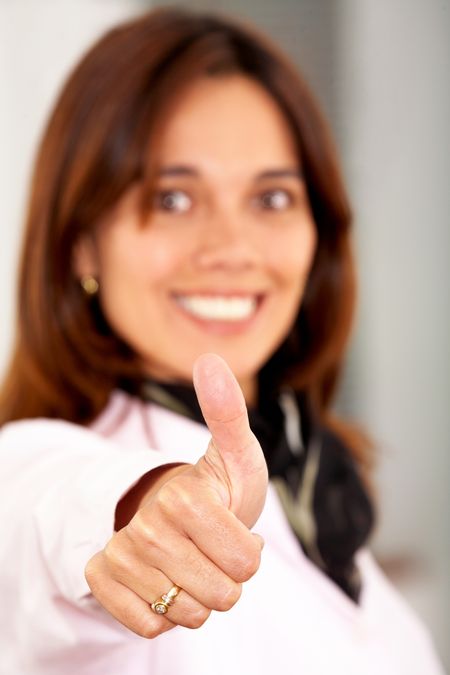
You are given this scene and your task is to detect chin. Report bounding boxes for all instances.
[139,339,275,391]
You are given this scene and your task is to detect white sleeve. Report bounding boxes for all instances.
[0,418,187,603]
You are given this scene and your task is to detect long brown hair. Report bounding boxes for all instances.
[0,8,370,467]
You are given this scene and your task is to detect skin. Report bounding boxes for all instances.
[76,75,317,404]
[86,354,268,636]
[81,75,317,637]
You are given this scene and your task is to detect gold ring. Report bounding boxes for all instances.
[151,585,181,615]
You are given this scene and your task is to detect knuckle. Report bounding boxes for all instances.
[214,581,242,611]
[122,603,162,640]
[160,480,196,519]
[138,621,163,640]
[234,549,261,583]
[185,606,211,629]
[103,536,132,576]
[84,556,100,593]
[127,510,159,548]
[147,480,196,526]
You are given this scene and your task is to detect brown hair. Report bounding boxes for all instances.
[0,8,370,468]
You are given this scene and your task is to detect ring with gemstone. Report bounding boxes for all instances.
[151,584,181,615]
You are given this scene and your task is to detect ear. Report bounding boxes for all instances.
[72,235,99,281]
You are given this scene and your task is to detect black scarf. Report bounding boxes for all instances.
[122,379,375,603]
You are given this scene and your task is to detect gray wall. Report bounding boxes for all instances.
[337,0,450,661]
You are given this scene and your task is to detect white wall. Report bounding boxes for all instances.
[0,0,143,374]
[337,0,450,664]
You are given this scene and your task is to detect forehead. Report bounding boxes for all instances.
[151,74,299,176]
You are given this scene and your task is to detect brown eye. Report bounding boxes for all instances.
[257,189,292,211]
[154,190,192,213]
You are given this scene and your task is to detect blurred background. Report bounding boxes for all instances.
[1,0,449,667]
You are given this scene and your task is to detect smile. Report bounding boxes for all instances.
[174,294,260,322]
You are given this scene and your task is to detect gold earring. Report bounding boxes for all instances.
[80,275,99,295]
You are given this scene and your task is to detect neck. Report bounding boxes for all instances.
[141,361,258,409]
[238,376,257,408]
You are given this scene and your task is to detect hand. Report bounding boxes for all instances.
[85,353,268,638]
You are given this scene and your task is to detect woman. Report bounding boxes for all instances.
[0,7,444,675]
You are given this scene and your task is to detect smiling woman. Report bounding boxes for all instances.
[0,6,444,675]
[73,75,317,403]
[0,7,353,427]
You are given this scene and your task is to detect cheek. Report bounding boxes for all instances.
[96,233,185,345]
[269,223,317,289]
[98,230,185,293]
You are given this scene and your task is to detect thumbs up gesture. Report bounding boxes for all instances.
[85,354,268,638]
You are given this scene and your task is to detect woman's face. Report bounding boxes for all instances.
[76,75,317,403]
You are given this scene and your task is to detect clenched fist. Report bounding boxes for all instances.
[85,354,269,638]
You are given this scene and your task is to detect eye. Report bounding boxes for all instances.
[257,189,293,211]
[154,189,192,214]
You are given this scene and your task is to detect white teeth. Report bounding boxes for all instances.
[176,295,258,321]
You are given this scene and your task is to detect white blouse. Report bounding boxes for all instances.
[0,391,445,674]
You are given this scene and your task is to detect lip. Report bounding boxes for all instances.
[171,291,266,336]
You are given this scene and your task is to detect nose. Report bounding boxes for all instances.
[192,209,260,271]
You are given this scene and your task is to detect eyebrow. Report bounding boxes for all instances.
[156,165,304,180]
[256,168,303,180]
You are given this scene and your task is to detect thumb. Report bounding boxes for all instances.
[193,353,268,528]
